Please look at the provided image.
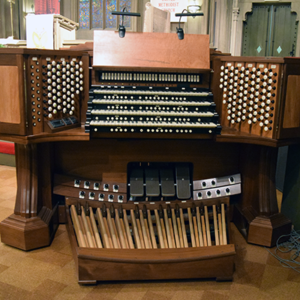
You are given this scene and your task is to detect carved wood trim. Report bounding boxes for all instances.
[258,146,278,216]
[14,143,38,218]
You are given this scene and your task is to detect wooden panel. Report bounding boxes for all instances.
[93,31,210,71]
[66,199,235,282]
[283,75,300,128]
[282,143,300,231]
[276,59,300,139]
[54,139,240,182]
[76,248,235,282]
[0,66,21,124]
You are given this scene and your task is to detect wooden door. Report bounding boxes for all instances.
[242,4,298,57]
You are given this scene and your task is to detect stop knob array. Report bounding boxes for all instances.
[42,59,84,118]
[218,61,280,138]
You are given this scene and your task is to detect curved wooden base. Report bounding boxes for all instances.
[248,215,292,247]
[0,205,58,250]
[66,206,235,284]
[74,246,235,284]
[0,143,59,250]
[233,144,292,247]
[79,248,235,283]
[233,205,292,247]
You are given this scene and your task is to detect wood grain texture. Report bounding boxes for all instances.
[0,66,21,124]
[53,139,240,181]
[283,75,300,128]
[93,31,210,71]
[0,54,26,135]
[212,55,300,141]
[76,246,235,282]
[0,143,59,250]
[65,204,235,282]
[0,49,89,136]
[14,143,38,218]
[232,144,292,247]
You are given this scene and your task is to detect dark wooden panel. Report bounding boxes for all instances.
[276,60,300,139]
[53,139,240,182]
[283,75,300,128]
[282,143,300,231]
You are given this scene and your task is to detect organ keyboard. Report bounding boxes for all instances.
[86,83,221,136]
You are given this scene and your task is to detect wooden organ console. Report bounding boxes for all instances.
[1,31,300,284]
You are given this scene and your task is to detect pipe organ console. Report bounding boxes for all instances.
[1,32,300,284]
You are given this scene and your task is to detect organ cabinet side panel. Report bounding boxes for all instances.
[0,53,26,135]
[277,58,300,139]
[211,56,300,140]
[0,48,89,251]
[0,49,88,136]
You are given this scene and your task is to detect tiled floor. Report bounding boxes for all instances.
[0,165,299,300]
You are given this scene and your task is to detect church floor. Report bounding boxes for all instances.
[0,165,299,300]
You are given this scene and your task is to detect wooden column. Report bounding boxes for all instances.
[0,143,58,250]
[233,144,292,247]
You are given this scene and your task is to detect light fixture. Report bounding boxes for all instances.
[111,8,140,38]
[175,7,204,40]
[187,0,203,14]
